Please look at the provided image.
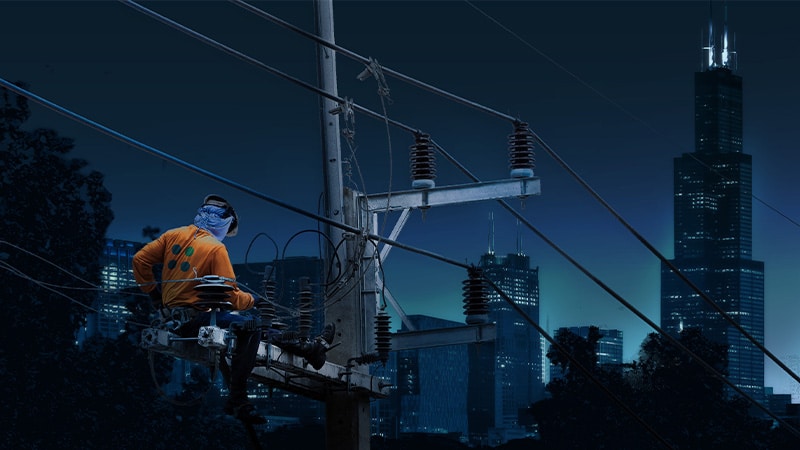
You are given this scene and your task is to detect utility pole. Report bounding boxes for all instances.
[311,3,539,448]
[315,1,374,449]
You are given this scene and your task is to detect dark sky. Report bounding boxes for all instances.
[3,1,800,399]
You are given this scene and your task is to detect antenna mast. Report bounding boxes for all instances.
[489,212,495,255]
[706,1,715,69]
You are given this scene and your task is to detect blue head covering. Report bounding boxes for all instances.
[194,205,233,241]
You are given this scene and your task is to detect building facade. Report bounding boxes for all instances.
[371,315,469,440]
[468,250,543,445]
[660,21,765,402]
[79,239,143,343]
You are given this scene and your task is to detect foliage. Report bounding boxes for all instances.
[0,83,247,449]
[0,82,113,447]
[527,326,788,449]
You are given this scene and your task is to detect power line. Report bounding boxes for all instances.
[8,2,794,438]
[0,76,676,445]
[459,1,800,387]
[113,0,799,426]
[227,0,799,389]
[484,276,674,449]
[118,0,417,137]
[227,0,518,124]
[431,138,800,438]
[0,77,454,281]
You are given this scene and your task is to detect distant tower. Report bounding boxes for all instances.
[468,227,543,446]
[661,3,764,403]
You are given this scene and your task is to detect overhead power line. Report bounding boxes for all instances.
[431,137,800,438]
[229,0,799,385]
[8,2,796,438]
[0,78,679,445]
[227,0,519,124]
[116,0,800,427]
[0,77,454,282]
[459,1,800,387]
[118,0,417,137]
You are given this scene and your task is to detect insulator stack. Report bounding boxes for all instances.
[409,132,436,189]
[374,311,392,365]
[463,267,490,324]
[297,285,313,340]
[194,277,232,303]
[258,280,277,328]
[508,121,536,178]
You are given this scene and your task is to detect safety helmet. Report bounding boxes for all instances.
[203,194,239,237]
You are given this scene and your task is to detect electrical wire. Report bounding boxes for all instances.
[429,136,800,438]
[119,0,416,136]
[243,232,279,277]
[0,253,156,329]
[0,259,101,314]
[227,0,800,375]
[531,127,800,387]
[435,3,800,421]
[483,276,673,449]
[462,0,800,386]
[0,77,750,446]
[7,3,793,439]
[227,0,516,123]
[465,0,800,234]
[1,239,97,288]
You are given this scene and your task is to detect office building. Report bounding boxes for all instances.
[467,239,543,445]
[660,17,764,402]
[79,239,143,343]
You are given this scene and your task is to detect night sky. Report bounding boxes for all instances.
[3,1,800,399]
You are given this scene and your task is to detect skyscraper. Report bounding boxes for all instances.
[372,315,469,439]
[660,14,764,402]
[79,239,142,343]
[467,231,543,445]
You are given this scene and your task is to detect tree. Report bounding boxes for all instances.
[528,327,777,449]
[0,82,114,446]
[530,326,644,448]
[628,328,773,449]
[0,82,262,449]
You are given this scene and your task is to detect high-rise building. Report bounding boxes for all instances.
[371,315,469,440]
[660,16,764,402]
[79,239,143,343]
[467,238,543,445]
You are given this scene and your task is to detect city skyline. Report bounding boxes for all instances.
[2,1,800,401]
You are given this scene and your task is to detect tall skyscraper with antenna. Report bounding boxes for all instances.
[660,5,765,402]
[467,214,543,445]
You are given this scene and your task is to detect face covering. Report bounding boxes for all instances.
[194,205,233,241]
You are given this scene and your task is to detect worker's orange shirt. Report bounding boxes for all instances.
[133,225,254,311]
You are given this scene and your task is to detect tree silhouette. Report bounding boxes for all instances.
[0,82,114,446]
[528,327,781,449]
